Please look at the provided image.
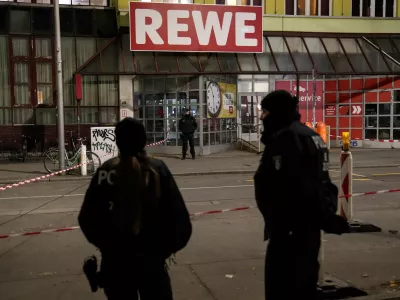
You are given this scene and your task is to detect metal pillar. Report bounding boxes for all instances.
[312,67,317,128]
[54,0,65,171]
[199,75,204,155]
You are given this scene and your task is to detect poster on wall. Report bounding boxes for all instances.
[274,80,323,123]
[206,81,237,118]
[91,127,118,163]
[325,105,336,117]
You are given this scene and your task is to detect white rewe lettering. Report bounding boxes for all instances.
[192,11,232,46]
[167,10,191,45]
[235,12,257,47]
[135,9,164,45]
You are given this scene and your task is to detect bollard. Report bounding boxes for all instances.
[338,132,381,233]
[339,132,353,221]
[81,144,87,176]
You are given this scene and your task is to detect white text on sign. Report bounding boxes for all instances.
[129,3,263,53]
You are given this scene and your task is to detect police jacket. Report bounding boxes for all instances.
[254,121,347,240]
[78,157,192,260]
[179,114,198,134]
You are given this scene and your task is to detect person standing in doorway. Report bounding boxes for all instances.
[179,108,197,160]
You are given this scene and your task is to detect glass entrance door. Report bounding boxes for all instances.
[237,94,264,143]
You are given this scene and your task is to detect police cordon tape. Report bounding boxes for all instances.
[2,183,400,240]
[0,206,256,239]
[331,134,400,143]
[1,184,400,239]
[0,133,170,192]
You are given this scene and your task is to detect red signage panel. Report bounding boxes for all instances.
[129,2,263,53]
[351,104,362,115]
[325,105,336,117]
[274,80,324,123]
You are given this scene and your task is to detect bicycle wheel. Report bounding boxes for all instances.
[84,151,101,175]
[44,149,61,173]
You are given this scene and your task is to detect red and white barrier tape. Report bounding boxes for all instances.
[3,183,400,239]
[0,205,255,239]
[0,133,170,192]
[330,135,400,143]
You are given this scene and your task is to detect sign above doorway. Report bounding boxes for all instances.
[129,2,263,53]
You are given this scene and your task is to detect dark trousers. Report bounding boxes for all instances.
[101,258,173,300]
[265,231,321,300]
[181,133,195,157]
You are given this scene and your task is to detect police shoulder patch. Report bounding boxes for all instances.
[272,155,282,171]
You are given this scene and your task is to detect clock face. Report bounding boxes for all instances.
[206,81,222,118]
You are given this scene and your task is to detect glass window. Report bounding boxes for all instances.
[216,0,261,5]
[60,9,74,36]
[385,0,395,17]
[357,38,390,73]
[365,116,377,127]
[379,129,390,139]
[267,37,296,72]
[340,38,371,73]
[36,63,53,106]
[35,39,52,57]
[156,53,179,73]
[284,37,313,72]
[0,6,9,33]
[353,0,395,17]
[365,129,377,139]
[379,103,391,114]
[61,37,77,106]
[82,76,98,106]
[365,104,377,115]
[13,108,34,125]
[0,109,12,125]
[75,9,93,36]
[303,37,334,73]
[14,62,30,106]
[95,10,117,38]
[218,54,240,72]
[393,116,400,127]
[322,38,353,73]
[395,90,400,102]
[379,116,390,127]
[32,8,53,34]
[81,107,98,124]
[286,0,330,16]
[0,37,10,108]
[36,108,56,125]
[10,8,31,33]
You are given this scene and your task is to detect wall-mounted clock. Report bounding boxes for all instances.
[206,81,222,118]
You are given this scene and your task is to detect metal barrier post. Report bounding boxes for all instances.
[339,132,381,233]
[81,144,87,176]
[339,132,353,220]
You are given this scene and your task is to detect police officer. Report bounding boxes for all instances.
[178,108,197,160]
[78,117,192,300]
[253,90,349,300]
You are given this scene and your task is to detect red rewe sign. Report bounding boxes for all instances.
[129,2,263,53]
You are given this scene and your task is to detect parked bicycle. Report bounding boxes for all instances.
[43,137,101,175]
[9,135,38,162]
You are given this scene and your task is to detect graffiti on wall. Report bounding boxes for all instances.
[90,127,118,162]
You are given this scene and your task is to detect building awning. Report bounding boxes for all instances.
[75,33,400,76]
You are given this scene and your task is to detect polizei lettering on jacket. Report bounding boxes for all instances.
[129,2,263,53]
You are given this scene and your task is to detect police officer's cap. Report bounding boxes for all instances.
[261,90,298,115]
[115,117,147,156]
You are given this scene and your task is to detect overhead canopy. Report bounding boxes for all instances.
[76,33,400,76]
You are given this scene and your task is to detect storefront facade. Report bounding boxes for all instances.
[1,1,400,155]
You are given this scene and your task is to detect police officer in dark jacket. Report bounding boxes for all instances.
[254,90,349,300]
[178,108,198,160]
[78,117,192,300]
